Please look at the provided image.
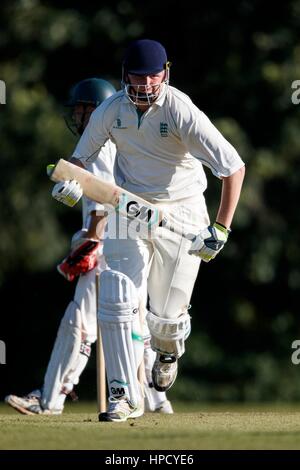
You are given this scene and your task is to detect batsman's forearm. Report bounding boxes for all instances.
[216,165,245,229]
[86,213,107,241]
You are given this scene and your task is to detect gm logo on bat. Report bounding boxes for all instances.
[116,193,160,228]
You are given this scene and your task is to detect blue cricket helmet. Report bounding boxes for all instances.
[123,39,168,75]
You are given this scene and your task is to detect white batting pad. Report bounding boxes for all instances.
[146,310,191,358]
[41,301,89,411]
[99,270,143,406]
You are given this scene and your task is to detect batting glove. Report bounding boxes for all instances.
[52,180,83,207]
[70,229,104,256]
[188,222,231,262]
[57,236,100,282]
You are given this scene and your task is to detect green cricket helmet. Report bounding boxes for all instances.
[65,77,116,135]
[67,78,117,107]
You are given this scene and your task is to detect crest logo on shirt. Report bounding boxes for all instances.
[160,122,168,137]
[113,118,127,129]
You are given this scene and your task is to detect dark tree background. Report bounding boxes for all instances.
[1,0,300,403]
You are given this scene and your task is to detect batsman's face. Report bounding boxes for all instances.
[127,71,166,107]
[128,71,165,89]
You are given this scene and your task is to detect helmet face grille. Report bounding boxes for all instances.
[122,82,166,106]
[122,67,170,106]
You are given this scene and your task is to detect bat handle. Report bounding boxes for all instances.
[159,217,196,241]
[46,164,56,177]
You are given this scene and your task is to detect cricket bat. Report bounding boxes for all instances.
[48,159,195,239]
[48,158,163,230]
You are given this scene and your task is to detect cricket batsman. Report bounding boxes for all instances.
[41,39,245,422]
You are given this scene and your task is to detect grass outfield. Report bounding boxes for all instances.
[1,402,300,450]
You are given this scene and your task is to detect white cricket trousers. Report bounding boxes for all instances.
[103,195,210,320]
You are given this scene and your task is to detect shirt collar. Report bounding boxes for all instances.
[154,83,167,106]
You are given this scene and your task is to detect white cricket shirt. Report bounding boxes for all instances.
[73,85,244,203]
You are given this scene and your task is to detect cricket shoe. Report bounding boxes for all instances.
[5,390,62,416]
[154,399,174,414]
[144,390,174,414]
[98,396,144,423]
[152,354,178,392]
